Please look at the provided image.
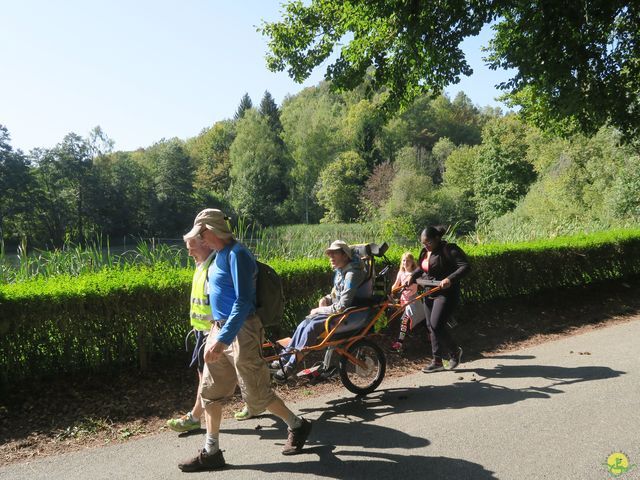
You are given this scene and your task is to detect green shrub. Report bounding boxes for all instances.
[0,265,192,387]
[1,229,639,388]
[460,229,640,301]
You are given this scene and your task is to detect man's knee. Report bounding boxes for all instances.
[199,381,236,407]
[235,364,276,412]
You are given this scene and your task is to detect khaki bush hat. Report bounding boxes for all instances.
[184,208,233,240]
[325,240,352,259]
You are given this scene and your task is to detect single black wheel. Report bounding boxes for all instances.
[339,338,386,395]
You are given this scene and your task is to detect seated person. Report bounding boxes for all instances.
[273,240,372,382]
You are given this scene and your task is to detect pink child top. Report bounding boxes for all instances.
[396,270,418,304]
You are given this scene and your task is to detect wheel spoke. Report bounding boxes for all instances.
[339,339,386,395]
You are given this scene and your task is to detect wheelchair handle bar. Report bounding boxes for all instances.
[415,278,441,288]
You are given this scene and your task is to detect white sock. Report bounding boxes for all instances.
[187,411,199,423]
[204,433,219,453]
[286,413,303,430]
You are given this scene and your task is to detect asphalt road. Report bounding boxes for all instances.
[2,318,639,480]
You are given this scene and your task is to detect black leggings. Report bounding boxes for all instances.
[423,294,459,359]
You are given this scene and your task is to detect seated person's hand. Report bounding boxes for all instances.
[309,307,322,316]
[318,296,331,307]
[439,278,451,289]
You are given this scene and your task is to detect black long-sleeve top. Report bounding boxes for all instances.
[410,241,471,295]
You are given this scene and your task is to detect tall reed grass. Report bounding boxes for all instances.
[1,221,414,283]
[0,237,189,284]
[235,221,407,260]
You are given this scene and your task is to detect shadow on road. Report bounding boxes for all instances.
[484,354,536,360]
[315,363,624,419]
[465,364,623,386]
[225,446,498,479]
[222,362,623,476]
[223,411,429,450]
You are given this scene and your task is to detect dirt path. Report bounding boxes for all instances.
[1,276,639,466]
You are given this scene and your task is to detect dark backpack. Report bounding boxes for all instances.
[255,261,284,327]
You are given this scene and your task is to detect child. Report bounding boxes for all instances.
[390,252,424,353]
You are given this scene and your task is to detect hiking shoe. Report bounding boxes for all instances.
[448,347,463,370]
[389,341,404,354]
[166,414,201,433]
[422,360,444,373]
[178,448,225,472]
[282,418,312,455]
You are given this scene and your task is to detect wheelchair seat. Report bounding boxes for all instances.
[324,305,380,341]
[326,324,368,342]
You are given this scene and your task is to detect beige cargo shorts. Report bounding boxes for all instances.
[200,313,276,413]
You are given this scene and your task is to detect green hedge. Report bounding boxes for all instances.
[1,229,639,388]
[0,266,192,385]
[459,229,640,301]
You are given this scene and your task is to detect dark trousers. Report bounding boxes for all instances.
[423,294,459,360]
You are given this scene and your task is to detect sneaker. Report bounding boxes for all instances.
[422,360,444,373]
[282,418,312,455]
[273,365,294,384]
[389,341,404,354]
[270,359,283,370]
[448,347,463,370]
[166,413,201,433]
[234,404,256,421]
[178,448,225,472]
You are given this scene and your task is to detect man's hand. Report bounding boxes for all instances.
[439,278,451,289]
[204,340,227,363]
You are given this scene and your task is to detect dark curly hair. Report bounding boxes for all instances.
[421,225,447,240]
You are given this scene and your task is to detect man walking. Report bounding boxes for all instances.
[167,235,260,432]
[166,235,215,432]
[178,208,312,472]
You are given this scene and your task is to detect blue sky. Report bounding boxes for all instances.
[1,1,514,153]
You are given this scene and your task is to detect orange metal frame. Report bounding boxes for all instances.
[263,285,441,369]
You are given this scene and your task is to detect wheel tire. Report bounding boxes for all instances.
[339,338,386,395]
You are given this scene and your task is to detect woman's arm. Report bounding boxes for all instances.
[445,245,471,284]
[408,267,423,284]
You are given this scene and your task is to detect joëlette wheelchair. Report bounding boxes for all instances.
[262,242,442,396]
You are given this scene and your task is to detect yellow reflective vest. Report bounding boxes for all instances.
[190,254,215,331]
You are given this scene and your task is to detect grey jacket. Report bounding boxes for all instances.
[317,256,371,314]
